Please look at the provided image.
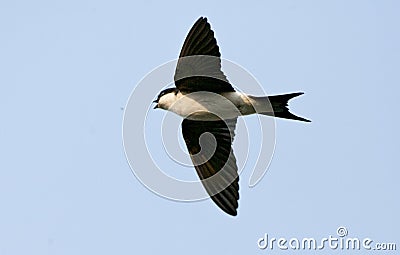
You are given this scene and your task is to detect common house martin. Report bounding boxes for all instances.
[153,17,310,216]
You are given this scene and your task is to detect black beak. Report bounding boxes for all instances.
[153,100,158,109]
[153,104,158,109]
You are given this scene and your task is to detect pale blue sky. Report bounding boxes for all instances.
[0,0,399,254]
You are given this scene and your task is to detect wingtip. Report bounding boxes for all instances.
[215,194,239,217]
[220,206,238,216]
[197,16,207,22]
[228,210,238,217]
[210,189,239,217]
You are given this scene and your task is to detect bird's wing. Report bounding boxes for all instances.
[174,17,235,93]
[181,116,239,216]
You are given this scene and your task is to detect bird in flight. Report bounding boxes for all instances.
[153,17,310,216]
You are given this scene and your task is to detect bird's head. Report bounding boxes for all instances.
[153,87,179,109]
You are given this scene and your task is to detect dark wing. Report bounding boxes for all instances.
[174,17,235,93]
[182,117,239,216]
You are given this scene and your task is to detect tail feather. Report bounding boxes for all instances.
[263,92,311,122]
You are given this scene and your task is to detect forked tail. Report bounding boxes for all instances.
[263,92,311,122]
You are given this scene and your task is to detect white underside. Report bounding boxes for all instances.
[159,91,272,121]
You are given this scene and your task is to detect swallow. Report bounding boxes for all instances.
[153,17,310,216]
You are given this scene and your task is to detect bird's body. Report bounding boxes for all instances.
[157,90,272,121]
[153,17,310,216]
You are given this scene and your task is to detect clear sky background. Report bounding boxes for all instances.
[1,0,399,254]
